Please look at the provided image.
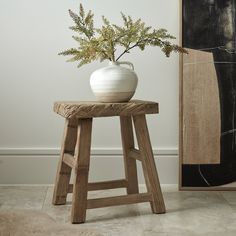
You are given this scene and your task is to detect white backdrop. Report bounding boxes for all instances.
[0,0,179,184]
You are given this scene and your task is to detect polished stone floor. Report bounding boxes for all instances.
[1,185,236,236]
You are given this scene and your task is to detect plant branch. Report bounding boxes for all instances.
[115,37,185,61]
[116,42,137,61]
[60,4,187,68]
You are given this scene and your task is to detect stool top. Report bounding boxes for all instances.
[54,100,159,119]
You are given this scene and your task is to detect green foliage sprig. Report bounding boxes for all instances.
[59,4,187,67]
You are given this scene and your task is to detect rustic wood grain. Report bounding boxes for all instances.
[53,100,165,223]
[179,0,184,190]
[68,179,128,193]
[62,153,76,168]
[129,149,142,161]
[71,118,93,224]
[133,114,166,214]
[52,119,78,205]
[87,193,153,209]
[182,49,221,164]
[120,116,139,194]
[54,100,158,119]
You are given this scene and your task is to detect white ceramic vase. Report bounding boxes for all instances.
[90,61,138,103]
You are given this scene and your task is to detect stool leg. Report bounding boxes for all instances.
[120,116,139,194]
[52,119,78,205]
[71,118,93,224]
[133,115,166,214]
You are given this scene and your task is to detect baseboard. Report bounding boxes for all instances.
[0,147,178,156]
[0,147,178,185]
[0,183,178,191]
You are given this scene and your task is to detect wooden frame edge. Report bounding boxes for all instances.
[178,0,236,191]
[180,187,236,191]
[178,0,183,191]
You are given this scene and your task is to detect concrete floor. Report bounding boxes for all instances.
[1,185,236,236]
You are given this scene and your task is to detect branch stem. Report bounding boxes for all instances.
[115,38,167,61]
[116,43,138,61]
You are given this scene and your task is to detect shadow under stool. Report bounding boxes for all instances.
[52,100,166,223]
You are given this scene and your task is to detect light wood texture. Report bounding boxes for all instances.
[182,49,221,164]
[180,186,236,191]
[179,0,184,190]
[129,149,142,161]
[53,100,165,223]
[71,118,93,224]
[133,115,166,213]
[68,179,128,193]
[52,119,77,205]
[87,193,152,209]
[54,100,158,119]
[62,153,76,168]
[120,116,139,194]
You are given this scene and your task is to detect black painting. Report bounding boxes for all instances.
[182,0,236,187]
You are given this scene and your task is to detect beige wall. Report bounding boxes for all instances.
[0,0,179,184]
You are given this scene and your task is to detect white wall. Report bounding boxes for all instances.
[0,0,179,184]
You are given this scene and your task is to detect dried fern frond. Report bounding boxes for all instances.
[59,3,187,67]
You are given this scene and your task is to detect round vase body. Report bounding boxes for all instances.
[90,61,138,103]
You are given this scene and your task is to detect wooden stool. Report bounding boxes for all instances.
[52,100,166,223]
